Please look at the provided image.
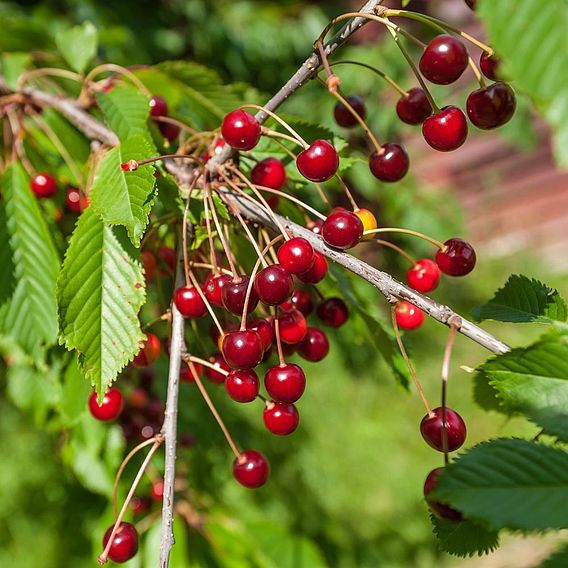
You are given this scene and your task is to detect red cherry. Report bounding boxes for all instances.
[221,110,261,151]
[466,82,516,130]
[322,208,363,250]
[277,308,308,344]
[222,330,263,370]
[202,139,227,162]
[251,157,286,190]
[128,387,149,409]
[419,34,469,85]
[221,276,259,315]
[225,369,259,402]
[280,289,313,316]
[130,496,151,516]
[141,251,157,280]
[204,273,232,307]
[205,353,230,384]
[396,88,432,125]
[420,407,467,452]
[102,522,139,563]
[180,362,203,383]
[422,106,468,152]
[368,143,409,182]
[157,246,176,275]
[30,172,57,198]
[88,388,124,421]
[233,450,270,488]
[254,265,294,306]
[333,95,366,128]
[151,479,164,502]
[316,297,349,328]
[435,238,476,276]
[480,52,500,81]
[149,95,168,117]
[174,286,207,318]
[264,363,306,403]
[406,259,441,293]
[263,401,299,435]
[296,139,339,182]
[133,333,161,367]
[247,318,274,352]
[395,301,425,331]
[307,219,323,235]
[65,188,83,213]
[297,251,328,284]
[296,327,329,362]
[424,468,463,522]
[159,122,180,142]
[277,238,315,275]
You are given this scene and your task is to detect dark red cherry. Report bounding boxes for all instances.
[396,88,432,125]
[420,407,467,452]
[247,318,274,352]
[422,106,468,152]
[277,308,308,344]
[464,0,476,9]
[395,301,425,331]
[65,187,87,213]
[369,143,409,182]
[225,369,259,402]
[251,157,286,190]
[30,172,57,198]
[233,450,270,488]
[322,208,364,250]
[277,238,315,275]
[480,52,500,81]
[133,333,161,367]
[205,353,230,384]
[149,95,168,117]
[424,468,463,522]
[419,34,469,85]
[296,327,329,362]
[141,251,157,280]
[435,238,476,276]
[264,363,306,403]
[280,289,313,316]
[221,110,261,151]
[334,95,366,128]
[296,139,339,182]
[222,330,263,370]
[174,286,207,318]
[466,82,516,130]
[102,522,139,563]
[157,246,176,275]
[317,297,349,328]
[254,265,294,306]
[307,219,323,235]
[89,388,124,421]
[180,362,203,383]
[159,122,180,142]
[221,276,259,315]
[297,251,328,284]
[204,273,232,307]
[151,479,164,502]
[130,496,151,516]
[407,259,441,293]
[263,401,299,435]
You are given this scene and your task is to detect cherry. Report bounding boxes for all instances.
[225,369,259,402]
[133,333,161,367]
[221,110,261,150]
[157,246,176,274]
[233,450,270,488]
[466,82,516,130]
[355,208,377,238]
[130,496,151,516]
[333,95,366,128]
[204,273,232,307]
[419,34,469,85]
[317,297,349,328]
[205,138,227,161]
[180,362,203,383]
[480,52,500,81]
[149,95,168,117]
[263,401,299,435]
[65,188,86,213]
[307,219,323,235]
[296,139,339,182]
[395,301,425,331]
[297,251,328,284]
[422,106,468,152]
[396,88,432,125]
[277,238,315,275]
[277,308,308,344]
[464,0,476,9]
[280,289,313,316]
[204,353,229,384]
[141,251,157,280]
[102,522,139,563]
[159,122,180,142]
[222,330,263,370]
[151,479,164,502]
[251,157,286,190]
[254,264,294,306]
[420,407,467,452]
[407,259,441,293]
[30,172,57,198]
[424,468,463,522]
[322,208,364,250]
[264,363,306,403]
[369,143,409,182]
[247,318,274,352]
[174,286,207,318]
[221,276,259,315]
[88,387,124,421]
[296,327,329,362]
[128,387,150,409]
[435,238,476,276]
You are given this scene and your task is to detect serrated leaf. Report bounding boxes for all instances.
[90,135,156,246]
[473,370,506,414]
[55,21,98,74]
[0,204,15,306]
[540,542,568,567]
[433,439,568,531]
[472,275,567,324]
[57,209,145,397]
[58,357,91,426]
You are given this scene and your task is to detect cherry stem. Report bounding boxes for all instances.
[152,115,199,135]
[316,40,341,93]
[83,63,152,97]
[262,128,306,148]
[187,267,224,337]
[373,239,417,265]
[363,227,445,249]
[188,355,229,376]
[260,228,280,265]
[329,60,408,97]
[190,262,232,275]
[202,176,219,275]
[141,311,172,332]
[335,174,359,211]
[182,177,200,286]
[4,109,35,176]
[16,67,83,91]
[274,313,286,366]
[135,154,204,168]
[441,317,460,465]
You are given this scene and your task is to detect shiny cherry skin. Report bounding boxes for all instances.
[222,330,263,370]
[466,82,516,130]
[422,106,468,152]
[205,353,230,384]
[141,251,157,280]
[296,327,330,362]
[420,407,467,452]
[254,265,294,306]
[277,237,315,275]
[30,172,57,198]
[149,95,168,117]
[133,333,161,367]
[435,238,476,276]
[480,52,500,81]
[277,308,308,344]
[395,301,425,331]
[159,122,180,142]
[263,402,299,435]
[202,138,227,162]
[419,34,469,85]
[221,110,261,151]
[225,369,259,402]
[355,208,377,238]
[369,143,409,182]
[407,259,441,293]
[396,88,432,125]
[102,522,139,563]
[264,363,306,403]
[317,297,349,328]
[424,468,463,522]
[157,246,176,274]
[297,251,328,284]
[174,286,207,318]
[65,188,87,213]
[334,95,366,128]
[204,273,232,307]
[88,387,124,421]
[233,450,270,488]
[280,289,313,316]
[251,157,286,190]
[130,496,151,517]
[221,276,259,315]
[307,219,323,235]
[247,318,274,352]
[296,139,339,182]
[180,362,203,383]
[322,208,364,250]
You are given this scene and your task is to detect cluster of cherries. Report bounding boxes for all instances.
[29,171,89,213]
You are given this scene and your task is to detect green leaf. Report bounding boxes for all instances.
[0,204,16,307]
[472,275,567,324]
[430,515,499,558]
[57,209,146,397]
[55,21,98,74]
[540,542,568,567]
[432,439,568,531]
[0,162,59,352]
[1,52,31,90]
[58,357,91,427]
[90,135,156,246]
